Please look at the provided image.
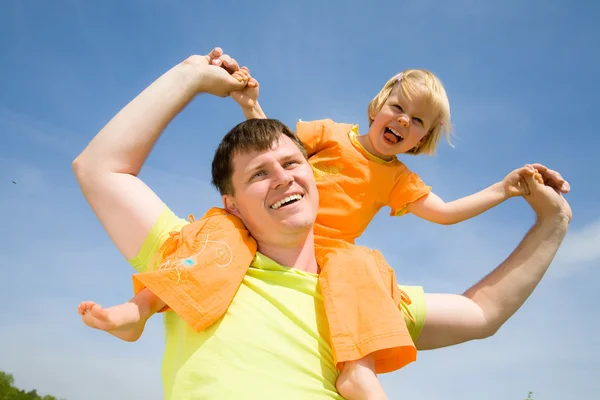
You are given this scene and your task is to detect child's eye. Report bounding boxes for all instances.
[394,105,404,112]
[413,117,423,126]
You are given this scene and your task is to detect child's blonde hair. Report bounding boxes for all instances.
[367,69,453,155]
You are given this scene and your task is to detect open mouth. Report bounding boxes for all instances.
[383,127,403,144]
[270,194,303,210]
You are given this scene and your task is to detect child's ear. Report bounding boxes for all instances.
[413,134,429,151]
[367,105,378,122]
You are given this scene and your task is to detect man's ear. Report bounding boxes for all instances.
[223,194,241,218]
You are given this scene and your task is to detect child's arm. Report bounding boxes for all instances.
[230,66,328,157]
[406,165,539,225]
[230,65,330,156]
[231,67,266,119]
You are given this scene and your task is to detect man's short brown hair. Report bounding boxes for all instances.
[211,119,308,195]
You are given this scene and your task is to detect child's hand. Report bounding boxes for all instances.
[231,67,260,109]
[502,165,544,197]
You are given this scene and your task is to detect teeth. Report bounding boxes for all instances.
[271,194,303,210]
[388,127,403,140]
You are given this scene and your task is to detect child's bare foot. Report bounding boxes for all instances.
[336,356,388,400]
[78,300,146,342]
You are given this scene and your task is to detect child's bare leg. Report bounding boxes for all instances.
[77,288,165,342]
[336,354,388,400]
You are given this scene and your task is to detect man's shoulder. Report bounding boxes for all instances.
[127,205,190,272]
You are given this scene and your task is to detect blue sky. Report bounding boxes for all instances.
[1,0,598,399]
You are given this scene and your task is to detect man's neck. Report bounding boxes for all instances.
[257,230,319,274]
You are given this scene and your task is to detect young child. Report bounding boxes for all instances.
[79,63,541,400]
[227,67,546,399]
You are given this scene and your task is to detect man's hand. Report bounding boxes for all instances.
[502,164,571,198]
[523,164,572,223]
[182,47,247,97]
[206,50,265,119]
[207,49,259,101]
[529,163,570,193]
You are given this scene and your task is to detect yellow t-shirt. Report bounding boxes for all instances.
[129,206,426,400]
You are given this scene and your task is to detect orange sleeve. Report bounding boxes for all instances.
[295,119,333,157]
[388,171,432,217]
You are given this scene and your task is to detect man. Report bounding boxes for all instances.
[73,48,572,399]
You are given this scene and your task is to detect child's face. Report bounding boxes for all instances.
[367,85,435,159]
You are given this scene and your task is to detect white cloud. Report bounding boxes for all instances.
[381,263,600,400]
[549,219,600,279]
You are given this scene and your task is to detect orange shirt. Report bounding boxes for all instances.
[297,119,431,243]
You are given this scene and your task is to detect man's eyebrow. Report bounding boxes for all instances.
[280,154,299,163]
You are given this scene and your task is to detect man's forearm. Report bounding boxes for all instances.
[464,214,570,335]
[417,213,569,351]
[73,63,200,177]
[70,63,202,260]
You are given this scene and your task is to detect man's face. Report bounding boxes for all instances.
[223,134,319,245]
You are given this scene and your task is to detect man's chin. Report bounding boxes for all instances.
[279,215,315,232]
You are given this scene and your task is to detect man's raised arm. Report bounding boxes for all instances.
[417,165,572,350]
[72,48,245,259]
